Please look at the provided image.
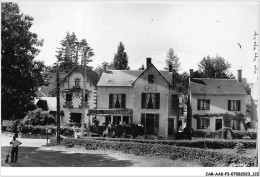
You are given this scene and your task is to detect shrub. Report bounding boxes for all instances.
[60,126,74,136]
[235,142,246,155]
[18,124,74,137]
[169,154,179,160]
[21,108,56,126]
[60,139,75,148]
[201,159,215,167]
[54,138,255,167]
[78,137,256,149]
[194,131,207,138]
[1,120,16,132]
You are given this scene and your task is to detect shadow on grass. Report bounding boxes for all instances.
[1,146,134,167]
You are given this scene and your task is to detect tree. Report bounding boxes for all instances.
[1,3,45,120]
[138,64,145,70]
[172,71,189,95]
[197,55,234,79]
[164,48,181,72]
[56,32,94,73]
[94,61,113,77]
[112,42,129,70]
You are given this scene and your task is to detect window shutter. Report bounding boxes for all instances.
[206,100,210,110]
[156,93,160,109]
[197,99,200,110]
[197,118,200,129]
[238,100,241,111]
[206,119,210,128]
[130,116,133,124]
[155,114,159,128]
[228,100,231,111]
[238,120,241,130]
[141,93,146,109]
[121,94,126,108]
[109,94,113,108]
[141,114,145,132]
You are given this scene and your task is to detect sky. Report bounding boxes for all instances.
[16,1,259,83]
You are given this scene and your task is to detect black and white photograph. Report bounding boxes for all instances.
[1,0,259,176]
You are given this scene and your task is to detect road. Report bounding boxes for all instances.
[1,133,199,167]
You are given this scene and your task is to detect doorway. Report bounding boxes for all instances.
[168,119,174,135]
[146,114,155,134]
[215,119,222,131]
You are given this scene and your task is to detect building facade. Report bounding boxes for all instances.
[189,69,248,132]
[89,58,180,139]
[59,65,98,126]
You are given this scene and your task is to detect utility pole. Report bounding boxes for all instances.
[81,46,86,138]
[56,63,61,143]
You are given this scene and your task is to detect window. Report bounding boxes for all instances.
[228,100,241,111]
[109,94,126,108]
[231,119,241,130]
[141,93,160,109]
[197,118,209,129]
[74,78,81,88]
[197,99,210,110]
[65,93,72,105]
[148,74,154,84]
[171,95,179,110]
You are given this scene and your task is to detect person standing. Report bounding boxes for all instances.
[10,136,22,163]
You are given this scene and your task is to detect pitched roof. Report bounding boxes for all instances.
[190,78,247,95]
[131,63,172,87]
[62,65,99,86]
[36,97,57,111]
[97,70,143,86]
[97,65,173,87]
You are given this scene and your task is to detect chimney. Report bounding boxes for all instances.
[189,69,193,82]
[146,58,152,68]
[169,64,173,72]
[237,69,242,83]
[172,68,176,87]
[104,64,107,73]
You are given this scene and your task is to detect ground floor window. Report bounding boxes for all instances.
[105,115,132,126]
[70,113,82,126]
[197,118,209,129]
[231,119,241,130]
[141,113,159,135]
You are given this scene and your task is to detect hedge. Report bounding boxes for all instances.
[197,129,257,140]
[52,138,256,167]
[78,137,256,149]
[18,124,74,136]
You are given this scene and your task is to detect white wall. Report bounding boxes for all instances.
[96,67,176,138]
[60,72,96,124]
[191,95,246,131]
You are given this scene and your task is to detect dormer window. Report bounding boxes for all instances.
[148,74,154,84]
[74,78,81,88]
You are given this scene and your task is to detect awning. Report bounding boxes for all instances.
[89,109,133,115]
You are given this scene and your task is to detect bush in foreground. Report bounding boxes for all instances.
[50,138,255,167]
[77,137,256,149]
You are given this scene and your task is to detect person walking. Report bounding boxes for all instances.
[10,136,22,163]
